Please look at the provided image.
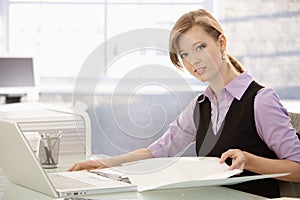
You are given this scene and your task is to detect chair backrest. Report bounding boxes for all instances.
[288,112,300,139]
[280,112,300,197]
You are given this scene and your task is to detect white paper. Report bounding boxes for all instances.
[92,157,289,192]
[120,157,242,191]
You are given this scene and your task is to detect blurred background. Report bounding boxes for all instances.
[0,0,299,156]
[1,0,299,98]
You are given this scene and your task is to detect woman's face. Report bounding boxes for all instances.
[177,25,224,82]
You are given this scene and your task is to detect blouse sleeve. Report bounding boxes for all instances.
[148,95,199,157]
[254,88,300,163]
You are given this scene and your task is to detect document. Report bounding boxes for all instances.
[92,157,289,192]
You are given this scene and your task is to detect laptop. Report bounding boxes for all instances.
[0,120,136,197]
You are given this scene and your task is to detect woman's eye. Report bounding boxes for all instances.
[195,44,206,51]
[179,53,188,59]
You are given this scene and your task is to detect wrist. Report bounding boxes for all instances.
[243,151,253,171]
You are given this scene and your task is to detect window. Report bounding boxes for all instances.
[4,0,209,92]
[4,0,298,101]
[8,2,105,77]
[106,3,202,79]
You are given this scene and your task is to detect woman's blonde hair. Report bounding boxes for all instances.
[169,9,244,73]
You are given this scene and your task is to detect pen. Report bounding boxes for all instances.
[40,131,61,165]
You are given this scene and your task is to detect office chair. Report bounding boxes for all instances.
[279,112,300,197]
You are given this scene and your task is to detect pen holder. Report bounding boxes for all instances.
[24,132,41,157]
[38,133,61,169]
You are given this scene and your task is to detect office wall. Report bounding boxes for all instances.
[86,93,195,156]
[220,0,300,98]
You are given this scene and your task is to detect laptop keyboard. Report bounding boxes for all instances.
[48,173,95,190]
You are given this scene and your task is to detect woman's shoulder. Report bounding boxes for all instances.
[255,86,287,113]
[256,87,280,102]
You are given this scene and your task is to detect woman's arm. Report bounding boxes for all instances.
[220,149,300,182]
[254,88,300,163]
[68,148,153,171]
[233,87,300,182]
[68,95,199,171]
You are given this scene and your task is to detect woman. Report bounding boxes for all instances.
[69,9,300,198]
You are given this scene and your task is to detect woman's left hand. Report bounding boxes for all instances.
[219,149,248,170]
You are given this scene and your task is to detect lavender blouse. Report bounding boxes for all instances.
[148,72,300,163]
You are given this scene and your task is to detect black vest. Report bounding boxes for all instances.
[193,81,280,198]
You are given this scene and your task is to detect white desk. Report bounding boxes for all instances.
[0,155,269,200]
[1,184,268,200]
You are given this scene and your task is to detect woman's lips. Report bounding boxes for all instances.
[194,67,206,73]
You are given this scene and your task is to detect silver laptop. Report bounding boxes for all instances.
[0,120,136,197]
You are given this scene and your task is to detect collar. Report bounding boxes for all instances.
[204,72,253,101]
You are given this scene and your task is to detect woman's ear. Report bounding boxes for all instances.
[218,34,226,52]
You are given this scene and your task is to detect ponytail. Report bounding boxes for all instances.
[227,54,244,73]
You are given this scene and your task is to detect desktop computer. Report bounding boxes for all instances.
[0,56,38,103]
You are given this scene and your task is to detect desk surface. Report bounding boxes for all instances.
[0,155,267,200]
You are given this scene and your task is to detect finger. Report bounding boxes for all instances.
[230,160,245,170]
[73,161,89,171]
[70,163,82,171]
[73,163,83,171]
[67,164,77,171]
[68,160,106,172]
[78,160,100,171]
[229,159,240,170]
[229,154,245,170]
[219,149,235,163]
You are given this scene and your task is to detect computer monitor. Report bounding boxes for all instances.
[0,57,37,103]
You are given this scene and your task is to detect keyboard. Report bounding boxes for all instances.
[48,173,95,190]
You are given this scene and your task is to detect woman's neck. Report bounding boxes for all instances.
[209,62,240,102]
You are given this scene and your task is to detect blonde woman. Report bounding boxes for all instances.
[69,9,300,198]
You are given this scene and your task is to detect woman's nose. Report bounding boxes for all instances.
[188,52,201,67]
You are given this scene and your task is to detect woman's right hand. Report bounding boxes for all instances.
[67,159,109,171]
[68,148,153,172]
